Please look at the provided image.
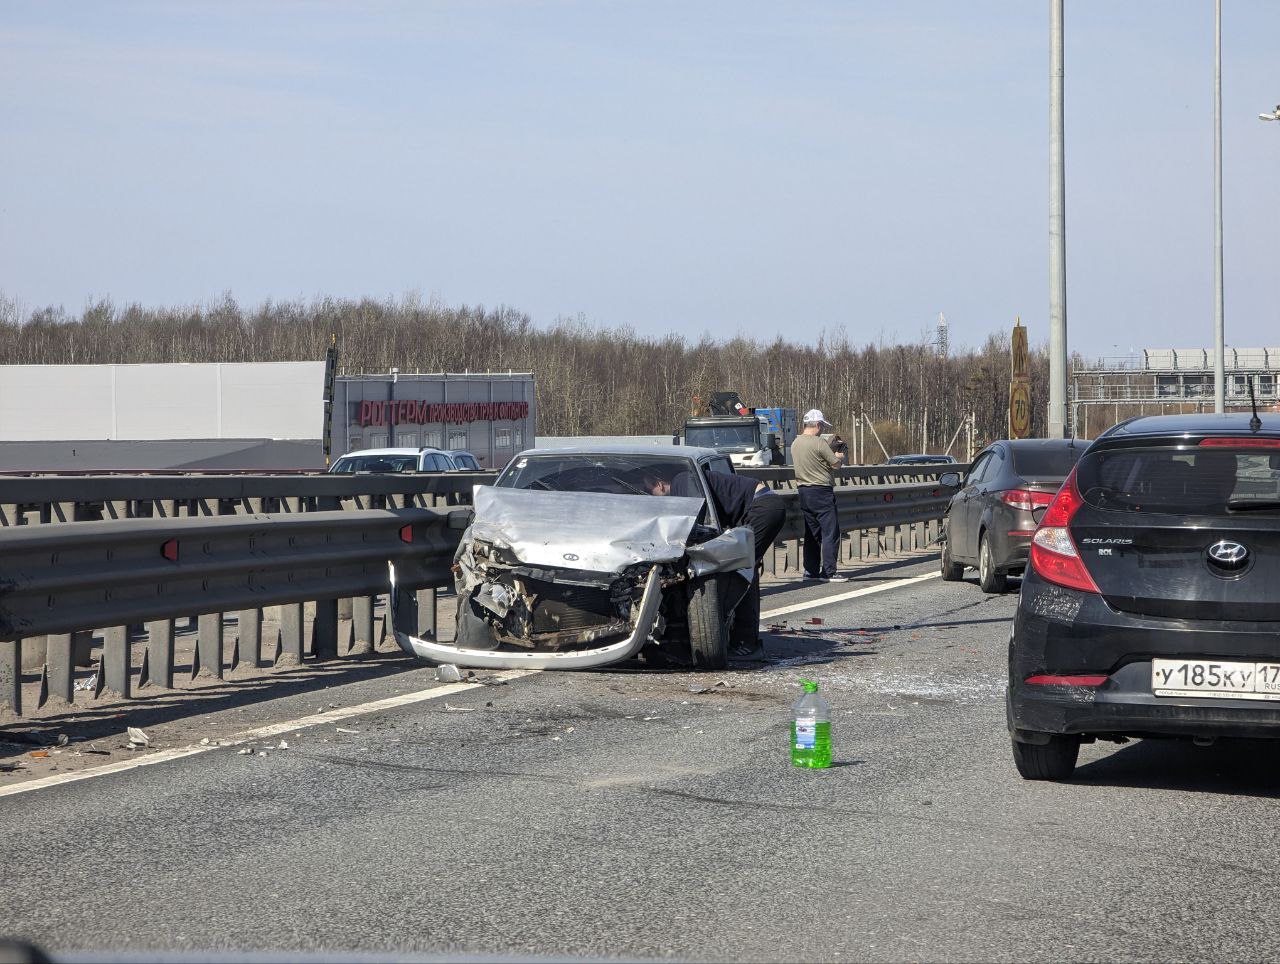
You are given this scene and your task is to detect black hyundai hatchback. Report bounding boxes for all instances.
[1008,413,1280,780]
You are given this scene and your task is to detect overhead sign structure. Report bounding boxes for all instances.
[1010,320,1032,439]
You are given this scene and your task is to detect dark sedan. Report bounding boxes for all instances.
[1008,413,1280,779]
[940,438,1085,592]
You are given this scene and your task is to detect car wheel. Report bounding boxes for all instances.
[940,537,964,581]
[686,575,729,671]
[1011,735,1081,781]
[977,533,1007,594]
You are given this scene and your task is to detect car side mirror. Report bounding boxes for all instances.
[939,472,961,489]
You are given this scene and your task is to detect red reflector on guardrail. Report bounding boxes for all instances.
[399,524,413,544]
[883,493,894,502]
[161,539,179,562]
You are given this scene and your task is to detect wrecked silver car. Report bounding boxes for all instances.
[393,446,755,670]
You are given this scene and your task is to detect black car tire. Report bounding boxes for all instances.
[1011,734,1081,781]
[941,538,964,581]
[977,533,1008,594]
[686,575,730,671]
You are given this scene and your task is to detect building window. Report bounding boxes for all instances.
[371,433,389,448]
[448,430,468,450]
[422,430,443,449]
[513,425,524,448]
[396,432,419,448]
[495,428,513,449]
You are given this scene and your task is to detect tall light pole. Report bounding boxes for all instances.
[1213,0,1225,413]
[1048,0,1068,438]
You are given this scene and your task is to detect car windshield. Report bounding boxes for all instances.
[1077,446,1280,514]
[496,454,705,499]
[332,455,419,473]
[1011,445,1082,479]
[684,424,758,449]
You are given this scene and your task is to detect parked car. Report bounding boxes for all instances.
[939,438,1085,592]
[1008,413,1280,780]
[390,445,754,671]
[329,447,465,473]
[447,450,483,471]
[885,454,957,465]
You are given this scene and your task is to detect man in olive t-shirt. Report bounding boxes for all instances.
[790,409,846,580]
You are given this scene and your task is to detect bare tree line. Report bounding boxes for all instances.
[0,294,1051,454]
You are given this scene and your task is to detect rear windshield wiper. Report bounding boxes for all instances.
[1227,499,1280,512]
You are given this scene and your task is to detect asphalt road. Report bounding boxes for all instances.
[6,555,1280,962]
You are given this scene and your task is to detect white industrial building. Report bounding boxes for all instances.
[0,362,536,471]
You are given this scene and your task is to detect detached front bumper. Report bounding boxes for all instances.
[389,564,665,670]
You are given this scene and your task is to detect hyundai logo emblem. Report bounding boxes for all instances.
[1206,540,1249,571]
[562,553,580,562]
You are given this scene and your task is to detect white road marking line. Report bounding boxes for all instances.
[0,668,539,799]
[761,571,942,619]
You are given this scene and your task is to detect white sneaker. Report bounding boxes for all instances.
[822,573,849,583]
[803,571,823,580]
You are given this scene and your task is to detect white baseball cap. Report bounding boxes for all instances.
[803,409,831,426]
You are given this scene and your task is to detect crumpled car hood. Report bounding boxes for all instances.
[469,486,704,572]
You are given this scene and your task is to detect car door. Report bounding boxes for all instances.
[973,444,1011,545]
[951,451,994,560]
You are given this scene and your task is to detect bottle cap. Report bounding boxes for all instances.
[799,678,818,693]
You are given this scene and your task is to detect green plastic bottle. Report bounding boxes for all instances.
[791,678,832,768]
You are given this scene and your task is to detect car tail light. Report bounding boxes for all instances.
[1199,437,1280,448]
[1030,467,1101,594]
[1024,674,1108,687]
[1001,488,1055,511]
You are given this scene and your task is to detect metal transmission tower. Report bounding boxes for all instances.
[936,313,949,357]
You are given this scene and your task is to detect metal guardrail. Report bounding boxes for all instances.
[0,467,964,717]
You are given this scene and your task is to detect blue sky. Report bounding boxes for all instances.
[1,1,1278,356]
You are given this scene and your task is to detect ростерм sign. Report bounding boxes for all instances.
[358,400,530,427]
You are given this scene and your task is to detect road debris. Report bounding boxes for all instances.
[806,617,825,625]
[200,738,211,746]
[28,750,49,759]
[74,675,96,692]
[237,747,254,755]
[126,727,151,749]
[444,703,475,712]
[435,663,464,683]
[276,740,289,750]
[335,727,360,734]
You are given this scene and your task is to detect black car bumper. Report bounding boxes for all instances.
[1009,570,1280,741]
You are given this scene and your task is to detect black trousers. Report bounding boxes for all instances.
[730,493,788,646]
[798,484,840,577]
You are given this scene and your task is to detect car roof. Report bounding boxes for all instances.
[338,448,449,458]
[1099,412,1280,440]
[994,438,1082,450]
[513,444,717,459]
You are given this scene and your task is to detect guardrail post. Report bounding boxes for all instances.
[195,614,223,679]
[103,625,130,698]
[236,609,261,669]
[312,600,339,660]
[416,588,438,638]
[146,619,175,688]
[278,604,304,665]
[47,633,75,704]
[351,596,376,654]
[1,639,20,715]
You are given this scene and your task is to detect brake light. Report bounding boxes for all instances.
[1199,437,1280,448]
[1024,674,1108,687]
[1030,467,1101,594]
[1001,488,1055,511]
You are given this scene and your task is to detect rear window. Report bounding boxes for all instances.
[331,455,419,474]
[1076,446,1280,514]
[1011,445,1082,479]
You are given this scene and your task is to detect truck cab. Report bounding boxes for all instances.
[680,402,797,467]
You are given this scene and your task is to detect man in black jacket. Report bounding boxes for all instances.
[645,468,786,659]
